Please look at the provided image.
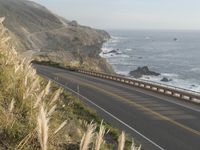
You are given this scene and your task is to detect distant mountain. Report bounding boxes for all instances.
[0,0,113,73]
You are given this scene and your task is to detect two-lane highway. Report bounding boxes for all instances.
[35,64,200,150]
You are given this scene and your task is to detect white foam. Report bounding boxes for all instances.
[100,53,112,58]
[138,74,200,93]
[194,86,200,92]
[100,36,121,56]
[116,70,130,76]
[109,36,121,43]
[101,47,113,53]
[101,52,129,59]
[100,44,200,93]
[125,48,132,51]
[190,67,200,72]
[110,39,119,44]
[111,36,125,40]
[141,75,162,82]
[161,73,179,77]
[100,33,200,94]
[118,54,129,58]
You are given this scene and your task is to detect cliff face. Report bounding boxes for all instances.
[0,0,113,73]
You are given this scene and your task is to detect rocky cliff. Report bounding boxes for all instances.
[0,0,113,73]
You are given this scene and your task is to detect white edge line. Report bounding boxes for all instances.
[77,71,200,113]
[38,72,165,150]
[36,65,200,113]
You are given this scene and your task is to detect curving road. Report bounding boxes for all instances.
[34,64,200,150]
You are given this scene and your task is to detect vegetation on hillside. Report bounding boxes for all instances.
[0,0,113,74]
[0,20,141,150]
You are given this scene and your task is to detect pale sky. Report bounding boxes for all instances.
[33,0,200,30]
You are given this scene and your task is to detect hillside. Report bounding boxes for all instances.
[0,0,113,73]
[0,18,142,150]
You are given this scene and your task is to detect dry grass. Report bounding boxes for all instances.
[47,105,57,117]
[131,139,142,150]
[49,88,62,106]
[118,131,125,150]
[0,18,141,150]
[54,120,67,135]
[94,121,107,150]
[80,121,96,150]
[37,105,49,150]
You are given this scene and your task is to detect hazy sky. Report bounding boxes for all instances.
[33,0,200,30]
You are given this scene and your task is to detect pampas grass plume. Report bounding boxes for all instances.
[44,81,51,96]
[54,120,67,135]
[47,105,56,117]
[9,98,15,113]
[94,120,106,150]
[80,121,96,150]
[118,131,125,150]
[37,105,49,150]
[49,88,62,106]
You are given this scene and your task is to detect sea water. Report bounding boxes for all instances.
[100,30,200,92]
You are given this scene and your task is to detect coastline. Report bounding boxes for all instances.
[99,34,200,93]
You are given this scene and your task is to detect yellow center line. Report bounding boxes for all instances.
[56,72,200,136]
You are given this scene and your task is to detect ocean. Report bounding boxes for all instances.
[100,30,200,92]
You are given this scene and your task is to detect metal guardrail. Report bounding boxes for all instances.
[77,69,200,104]
[33,62,200,104]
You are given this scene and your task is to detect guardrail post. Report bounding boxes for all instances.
[189,97,192,101]
[75,68,200,104]
[151,87,158,91]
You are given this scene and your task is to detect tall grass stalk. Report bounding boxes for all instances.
[34,90,45,108]
[54,120,67,135]
[5,98,15,128]
[0,17,5,24]
[118,131,125,150]
[37,105,49,150]
[47,105,56,117]
[0,18,142,150]
[44,81,51,96]
[9,98,15,114]
[94,120,107,150]
[49,88,62,106]
[80,122,96,150]
[130,138,142,150]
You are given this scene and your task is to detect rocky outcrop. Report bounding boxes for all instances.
[0,0,112,73]
[129,66,160,78]
[161,77,172,82]
[103,49,121,55]
[68,20,78,27]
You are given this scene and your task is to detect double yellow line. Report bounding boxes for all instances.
[56,72,200,136]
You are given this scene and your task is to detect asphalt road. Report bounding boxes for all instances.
[35,64,200,150]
